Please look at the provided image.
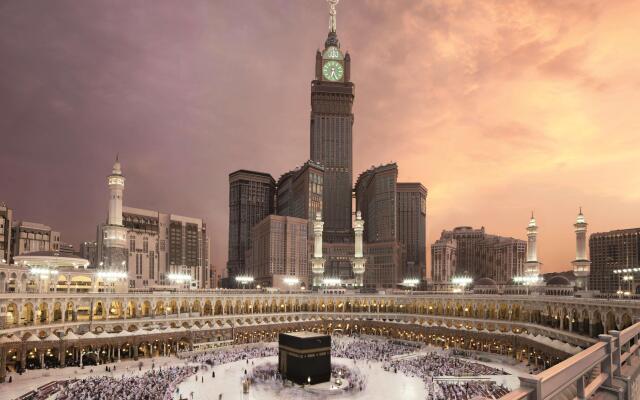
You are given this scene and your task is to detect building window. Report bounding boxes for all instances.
[136,253,142,275]
[149,251,155,279]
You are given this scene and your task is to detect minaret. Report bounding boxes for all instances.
[101,156,128,273]
[311,212,326,287]
[108,157,125,226]
[524,212,541,276]
[351,211,366,287]
[572,207,591,290]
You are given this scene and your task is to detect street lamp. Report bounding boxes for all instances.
[451,276,472,292]
[613,269,639,298]
[402,278,420,292]
[29,267,59,293]
[322,278,341,287]
[97,271,128,281]
[513,275,543,285]
[283,277,300,292]
[512,275,543,295]
[235,276,254,289]
[167,273,192,283]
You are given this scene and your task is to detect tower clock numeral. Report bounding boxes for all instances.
[322,60,344,82]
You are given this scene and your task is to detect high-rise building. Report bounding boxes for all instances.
[396,183,427,280]
[431,237,457,283]
[355,163,398,243]
[58,242,75,256]
[116,207,209,289]
[79,241,98,268]
[276,160,324,233]
[209,264,221,289]
[226,2,428,290]
[11,221,61,262]
[431,227,526,284]
[310,6,354,236]
[246,215,308,290]
[589,228,640,294]
[97,159,210,289]
[0,204,13,263]
[227,170,275,283]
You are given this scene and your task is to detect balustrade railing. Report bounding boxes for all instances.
[501,319,640,400]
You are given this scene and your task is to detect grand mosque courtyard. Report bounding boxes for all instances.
[2,336,526,400]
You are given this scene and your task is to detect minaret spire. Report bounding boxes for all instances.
[572,207,591,290]
[327,0,339,33]
[524,212,541,278]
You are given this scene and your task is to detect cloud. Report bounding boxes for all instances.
[0,0,639,275]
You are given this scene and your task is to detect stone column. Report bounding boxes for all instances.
[59,345,66,367]
[20,346,26,370]
[0,348,6,382]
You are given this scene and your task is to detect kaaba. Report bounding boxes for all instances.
[278,331,331,385]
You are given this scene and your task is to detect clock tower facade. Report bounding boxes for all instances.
[310,3,354,236]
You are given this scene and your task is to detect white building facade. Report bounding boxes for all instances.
[97,159,210,289]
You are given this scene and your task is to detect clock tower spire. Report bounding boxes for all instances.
[310,0,354,238]
[328,0,338,34]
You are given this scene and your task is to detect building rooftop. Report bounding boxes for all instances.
[282,331,327,339]
[228,169,275,183]
[13,251,90,268]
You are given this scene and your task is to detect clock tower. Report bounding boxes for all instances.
[310,0,354,236]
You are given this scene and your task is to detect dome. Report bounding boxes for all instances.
[576,207,586,224]
[475,277,498,287]
[528,212,537,228]
[547,275,571,286]
[325,31,340,48]
[112,159,122,175]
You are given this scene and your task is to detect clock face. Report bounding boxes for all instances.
[323,46,342,60]
[322,60,344,81]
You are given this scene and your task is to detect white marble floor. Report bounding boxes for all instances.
[173,351,527,400]
[174,356,427,400]
[0,349,527,400]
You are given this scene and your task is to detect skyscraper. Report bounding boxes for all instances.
[10,221,61,261]
[120,207,209,289]
[355,163,398,243]
[397,183,427,280]
[225,1,428,289]
[589,228,640,293]
[276,160,324,234]
[0,204,13,263]
[227,170,275,283]
[431,227,526,284]
[246,215,309,289]
[79,241,98,268]
[310,4,354,235]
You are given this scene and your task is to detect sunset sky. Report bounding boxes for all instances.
[1,0,639,275]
